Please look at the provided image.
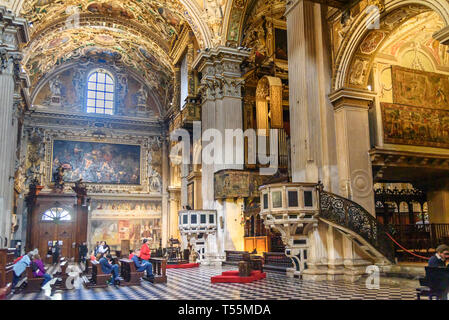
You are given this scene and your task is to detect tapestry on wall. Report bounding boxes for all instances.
[52,140,141,184]
[381,102,449,148]
[214,170,270,199]
[392,65,449,110]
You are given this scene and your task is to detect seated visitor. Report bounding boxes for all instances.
[94,242,100,256]
[12,251,33,288]
[98,241,110,255]
[13,254,23,264]
[99,254,122,284]
[132,249,153,279]
[140,239,151,262]
[90,251,97,261]
[428,244,449,267]
[31,254,52,287]
[129,250,134,260]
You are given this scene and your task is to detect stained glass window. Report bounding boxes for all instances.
[86,70,114,115]
[42,207,71,222]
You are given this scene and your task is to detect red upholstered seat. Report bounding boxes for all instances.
[211,270,266,283]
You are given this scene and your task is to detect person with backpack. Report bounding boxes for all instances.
[31,254,52,287]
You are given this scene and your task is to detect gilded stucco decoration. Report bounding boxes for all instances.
[340,5,430,89]
[329,0,449,90]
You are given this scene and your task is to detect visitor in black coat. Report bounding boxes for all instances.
[428,244,449,268]
[52,243,60,265]
[79,242,88,263]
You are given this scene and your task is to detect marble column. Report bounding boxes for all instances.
[0,7,28,247]
[329,88,376,215]
[192,47,249,210]
[161,138,170,246]
[285,0,339,192]
[192,47,249,260]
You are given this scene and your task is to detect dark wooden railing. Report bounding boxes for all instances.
[390,223,449,251]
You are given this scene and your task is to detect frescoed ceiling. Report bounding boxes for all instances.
[17,0,231,112]
[378,11,449,71]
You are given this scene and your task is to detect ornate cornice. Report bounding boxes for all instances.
[329,87,377,111]
[193,46,250,101]
[24,110,163,135]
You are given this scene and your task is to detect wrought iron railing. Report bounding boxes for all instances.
[318,188,395,263]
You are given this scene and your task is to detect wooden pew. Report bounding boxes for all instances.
[24,266,44,293]
[119,259,144,286]
[83,260,109,289]
[223,250,250,265]
[0,248,15,299]
[82,259,92,276]
[263,252,293,274]
[146,258,167,284]
[52,260,78,290]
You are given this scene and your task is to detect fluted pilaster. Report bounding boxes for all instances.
[0,6,29,247]
[285,0,338,192]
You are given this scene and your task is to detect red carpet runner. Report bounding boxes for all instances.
[211,270,266,283]
[166,263,200,269]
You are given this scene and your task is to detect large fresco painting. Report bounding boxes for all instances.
[392,66,449,110]
[89,200,162,251]
[381,102,449,148]
[52,140,141,184]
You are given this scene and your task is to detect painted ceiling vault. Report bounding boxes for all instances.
[18,0,231,112]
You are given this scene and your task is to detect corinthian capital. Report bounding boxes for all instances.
[193,46,249,101]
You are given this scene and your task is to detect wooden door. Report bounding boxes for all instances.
[27,192,87,261]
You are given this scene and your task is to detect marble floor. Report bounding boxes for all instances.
[10,263,418,300]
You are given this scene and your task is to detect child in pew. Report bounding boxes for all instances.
[31,254,52,287]
[131,249,154,279]
[128,250,134,260]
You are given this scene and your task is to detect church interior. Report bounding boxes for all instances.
[0,0,449,301]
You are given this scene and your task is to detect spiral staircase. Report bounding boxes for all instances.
[259,182,394,281]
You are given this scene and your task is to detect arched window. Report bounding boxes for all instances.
[86,70,114,115]
[42,207,71,222]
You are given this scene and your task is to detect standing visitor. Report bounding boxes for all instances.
[140,239,151,262]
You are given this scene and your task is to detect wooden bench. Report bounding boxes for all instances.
[224,250,250,265]
[0,248,15,299]
[119,259,144,286]
[145,258,167,284]
[263,252,293,274]
[82,259,92,275]
[83,260,110,289]
[52,260,78,290]
[23,266,44,293]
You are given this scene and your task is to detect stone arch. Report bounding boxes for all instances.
[31,60,165,117]
[333,0,449,91]
[255,76,283,134]
[222,0,286,47]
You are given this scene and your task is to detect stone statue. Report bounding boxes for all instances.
[72,178,87,205]
[148,167,161,192]
[53,164,65,192]
[49,75,62,97]
[135,85,148,106]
